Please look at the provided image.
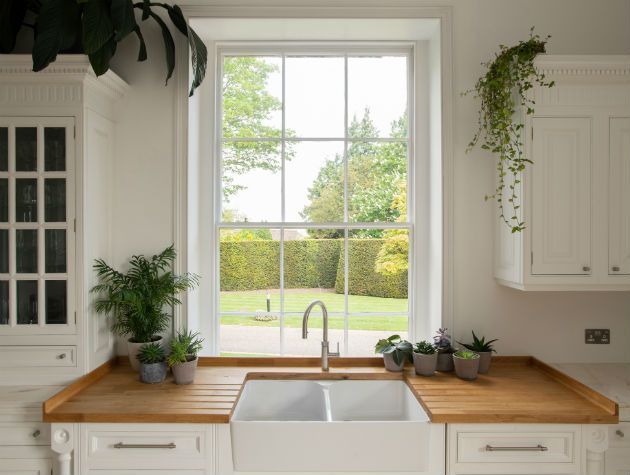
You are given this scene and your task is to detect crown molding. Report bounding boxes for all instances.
[535,55,630,79]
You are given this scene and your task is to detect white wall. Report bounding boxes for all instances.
[108,0,630,363]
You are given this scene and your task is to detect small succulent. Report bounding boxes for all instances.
[433,328,453,352]
[414,340,436,355]
[453,350,480,360]
[375,334,413,365]
[168,329,204,367]
[137,342,166,365]
[458,331,498,353]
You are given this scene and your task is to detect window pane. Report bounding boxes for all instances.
[348,315,408,356]
[221,141,281,222]
[0,179,7,222]
[283,228,344,313]
[348,56,408,138]
[45,179,66,222]
[44,127,66,171]
[45,280,67,324]
[17,280,37,324]
[285,56,344,137]
[0,230,7,274]
[45,229,66,273]
[16,178,37,222]
[0,128,7,171]
[0,281,7,325]
[16,127,37,171]
[16,230,37,274]
[220,315,279,357]
[283,312,344,357]
[347,141,407,223]
[222,56,282,139]
[285,141,344,222]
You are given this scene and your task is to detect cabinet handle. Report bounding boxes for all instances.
[57,353,66,359]
[31,430,41,438]
[616,430,625,438]
[582,266,591,272]
[612,266,620,272]
[485,444,548,452]
[113,442,176,449]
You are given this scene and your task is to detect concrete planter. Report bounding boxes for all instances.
[412,352,437,376]
[383,353,406,372]
[127,336,163,371]
[172,357,198,385]
[477,351,493,374]
[453,354,480,381]
[436,351,454,372]
[139,361,167,384]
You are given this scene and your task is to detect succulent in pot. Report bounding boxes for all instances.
[137,342,168,384]
[412,341,437,377]
[433,328,455,372]
[457,331,498,374]
[375,335,413,372]
[452,350,481,381]
[168,329,204,385]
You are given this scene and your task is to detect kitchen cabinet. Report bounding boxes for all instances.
[605,423,630,475]
[608,119,630,276]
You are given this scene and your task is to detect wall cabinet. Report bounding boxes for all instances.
[495,56,630,290]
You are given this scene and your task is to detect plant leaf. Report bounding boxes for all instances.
[140,0,150,20]
[133,26,147,61]
[88,36,116,76]
[32,0,81,71]
[146,11,175,85]
[110,0,137,42]
[0,0,27,53]
[186,24,207,96]
[82,0,114,54]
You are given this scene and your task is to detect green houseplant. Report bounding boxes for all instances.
[452,350,481,381]
[433,328,454,372]
[412,340,437,377]
[0,0,207,96]
[458,331,498,374]
[374,334,412,372]
[137,342,167,384]
[91,244,199,371]
[168,329,204,385]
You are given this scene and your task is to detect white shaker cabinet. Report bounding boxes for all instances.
[608,119,630,276]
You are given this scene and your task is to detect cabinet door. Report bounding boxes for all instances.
[609,118,630,275]
[531,117,591,275]
[0,459,52,475]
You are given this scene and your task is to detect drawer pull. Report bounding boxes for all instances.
[31,430,41,438]
[485,444,548,452]
[57,353,66,359]
[616,430,625,438]
[113,443,176,449]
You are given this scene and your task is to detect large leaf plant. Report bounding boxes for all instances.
[0,0,207,96]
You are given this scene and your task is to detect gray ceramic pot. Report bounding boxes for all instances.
[436,351,454,372]
[477,351,493,374]
[383,353,406,372]
[413,352,437,376]
[172,357,198,385]
[128,336,163,371]
[453,354,480,381]
[139,361,167,384]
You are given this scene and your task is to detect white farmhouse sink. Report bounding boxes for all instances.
[230,379,437,472]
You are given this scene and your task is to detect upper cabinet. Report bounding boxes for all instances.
[495,56,630,291]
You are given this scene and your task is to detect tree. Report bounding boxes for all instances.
[375,181,408,276]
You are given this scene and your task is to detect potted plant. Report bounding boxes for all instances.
[91,245,199,371]
[137,342,168,384]
[458,331,498,374]
[412,341,437,377]
[433,328,455,372]
[374,335,412,372]
[168,329,204,385]
[452,350,481,381]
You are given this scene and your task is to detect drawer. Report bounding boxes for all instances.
[86,472,205,475]
[0,346,76,368]
[0,423,50,445]
[0,459,52,475]
[609,422,630,448]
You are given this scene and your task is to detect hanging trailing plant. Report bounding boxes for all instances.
[0,0,207,96]
[465,28,554,233]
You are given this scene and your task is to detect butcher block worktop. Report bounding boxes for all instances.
[43,356,618,424]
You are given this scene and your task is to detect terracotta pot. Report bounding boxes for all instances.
[139,361,167,384]
[383,353,406,372]
[477,351,493,374]
[172,356,198,385]
[453,354,480,381]
[436,351,454,372]
[127,336,163,371]
[412,352,437,376]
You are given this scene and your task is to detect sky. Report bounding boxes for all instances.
[222,55,408,224]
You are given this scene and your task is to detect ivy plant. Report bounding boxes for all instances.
[465,28,554,233]
[0,0,207,96]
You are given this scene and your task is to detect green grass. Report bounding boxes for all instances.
[220,314,407,331]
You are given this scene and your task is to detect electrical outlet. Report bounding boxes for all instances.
[585,329,610,344]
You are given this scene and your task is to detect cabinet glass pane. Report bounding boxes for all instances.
[44,128,66,171]
[0,230,7,274]
[45,229,66,273]
[0,179,7,222]
[44,179,65,222]
[16,230,37,273]
[0,128,7,171]
[16,179,37,222]
[17,280,37,324]
[45,280,66,324]
[16,127,37,171]
[0,281,7,325]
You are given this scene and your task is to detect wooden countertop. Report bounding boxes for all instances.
[43,356,619,424]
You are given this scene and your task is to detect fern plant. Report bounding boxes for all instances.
[137,342,166,364]
[91,245,199,343]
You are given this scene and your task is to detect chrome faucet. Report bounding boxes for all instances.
[302,300,340,371]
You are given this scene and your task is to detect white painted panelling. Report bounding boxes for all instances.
[0,459,51,475]
[609,118,630,275]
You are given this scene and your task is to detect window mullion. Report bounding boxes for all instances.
[279,53,286,356]
[343,53,349,356]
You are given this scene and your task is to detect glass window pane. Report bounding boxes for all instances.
[16,178,37,222]
[17,280,37,324]
[45,179,66,222]
[0,281,7,325]
[285,56,344,137]
[0,127,7,171]
[16,229,37,274]
[348,56,408,138]
[45,280,67,324]
[221,141,280,222]
[347,141,407,223]
[45,229,66,273]
[284,312,344,357]
[285,141,344,222]
[348,315,408,356]
[222,56,282,139]
[0,230,7,274]
[0,179,7,222]
[44,127,66,171]
[16,127,37,171]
